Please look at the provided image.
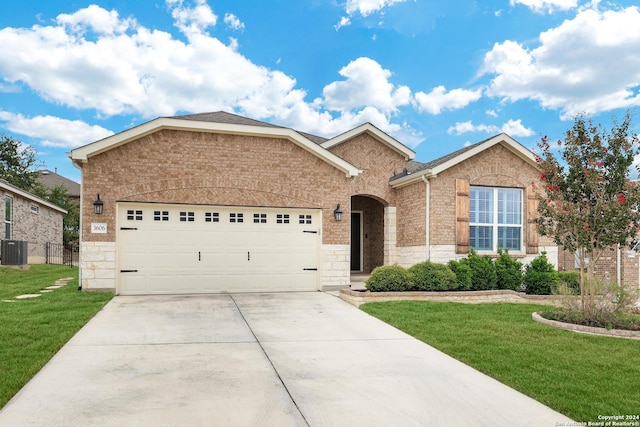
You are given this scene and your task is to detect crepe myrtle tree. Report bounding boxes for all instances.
[534,113,640,311]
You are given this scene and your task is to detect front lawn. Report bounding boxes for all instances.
[0,265,113,409]
[361,301,640,422]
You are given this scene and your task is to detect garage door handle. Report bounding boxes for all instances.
[120,269,138,273]
[248,251,250,261]
[303,268,318,271]
[303,230,317,234]
[198,251,201,261]
[120,227,138,231]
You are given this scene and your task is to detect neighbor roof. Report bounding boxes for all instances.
[37,169,81,198]
[390,133,538,187]
[0,179,67,214]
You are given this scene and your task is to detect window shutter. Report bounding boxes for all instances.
[455,179,470,254]
[526,185,539,254]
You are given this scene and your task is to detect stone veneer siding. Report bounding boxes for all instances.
[79,129,353,291]
[321,244,351,289]
[2,188,64,263]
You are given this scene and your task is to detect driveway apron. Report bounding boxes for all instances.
[0,292,573,427]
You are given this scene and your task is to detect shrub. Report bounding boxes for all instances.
[461,248,497,290]
[558,271,581,295]
[447,260,472,290]
[494,248,523,291]
[365,265,412,292]
[523,252,558,295]
[408,261,457,291]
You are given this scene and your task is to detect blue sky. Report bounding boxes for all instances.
[1,0,640,183]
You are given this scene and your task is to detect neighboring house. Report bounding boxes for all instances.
[69,111,558,294]
[37,169,81,202]
[1,179,67,264]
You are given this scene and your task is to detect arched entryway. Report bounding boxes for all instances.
[351,195,385,273]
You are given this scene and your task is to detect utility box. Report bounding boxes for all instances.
[1,240,28,266]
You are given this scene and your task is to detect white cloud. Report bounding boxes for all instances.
[345,0,408,17]
[482,6,640,118]
[414,86,482,115]
[447,119,534,137]
[56,4,136,34]
[500,119,535,137]
[0,111,113,148]
[0,3,425,147]
[336,0,407,30]
[509,0,578,14]
[335,16,351,31]
[223,13,244,30]
[322,57,411,114]
[169,0,217,37]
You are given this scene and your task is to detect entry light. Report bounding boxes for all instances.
[334,204,343,222]
[93,194,104,215]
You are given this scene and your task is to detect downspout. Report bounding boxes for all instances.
[422,175,430,261]
[617,244,621,287]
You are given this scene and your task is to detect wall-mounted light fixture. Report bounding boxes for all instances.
[93,194,104,215]
[333,204,343,221]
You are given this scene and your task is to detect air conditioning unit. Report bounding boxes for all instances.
[1,240,28,266]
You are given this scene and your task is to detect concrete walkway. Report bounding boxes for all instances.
[0,292,572,427]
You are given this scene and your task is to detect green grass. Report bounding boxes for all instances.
[0,265,113,409]
[361,301,640,422]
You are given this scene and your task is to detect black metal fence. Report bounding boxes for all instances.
[46,242,79,267]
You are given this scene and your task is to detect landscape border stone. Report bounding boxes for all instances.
[532,312,640,340]
[339,288,560,307]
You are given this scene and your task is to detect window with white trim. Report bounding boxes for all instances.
[4,196,11,239]
[469,187,522,251]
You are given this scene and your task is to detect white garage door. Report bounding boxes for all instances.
[116,202,320,295]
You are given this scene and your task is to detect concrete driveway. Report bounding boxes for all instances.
[0,292,572,427]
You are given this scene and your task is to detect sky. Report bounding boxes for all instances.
[1,0,640,183]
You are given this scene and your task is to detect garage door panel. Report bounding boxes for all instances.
[117,203,320,295]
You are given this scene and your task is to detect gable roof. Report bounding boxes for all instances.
[321,123,415,160]
[37,169,81,198]
[69,112,361,178]
[390,133,538,188]
[0,180,67,214]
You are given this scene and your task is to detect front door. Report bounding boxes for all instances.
[351,211,362,271]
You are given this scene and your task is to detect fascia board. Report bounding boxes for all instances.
[69,118,361,178]
[429,133,539,176]
[0,181,68,214]
[389,169,433,188]
[321,123,415,160]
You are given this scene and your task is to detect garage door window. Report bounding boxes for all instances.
[277,214,290,224]
[127,210,143,221]
[180,211,195,222]
[205,212,219,222]
[230,213,244,223]
[299,214,312,224]
[154,211,169,221]
[253,213,267,223]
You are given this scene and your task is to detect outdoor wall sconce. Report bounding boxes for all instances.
[93,194,104,215]
[333,204,343,221]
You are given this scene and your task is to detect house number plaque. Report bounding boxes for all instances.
[91,223,107,234]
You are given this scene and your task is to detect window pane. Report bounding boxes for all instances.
[470,188,493,224]
[470,226,493,250]
[498,227,521,251]
[498,189,522,225]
